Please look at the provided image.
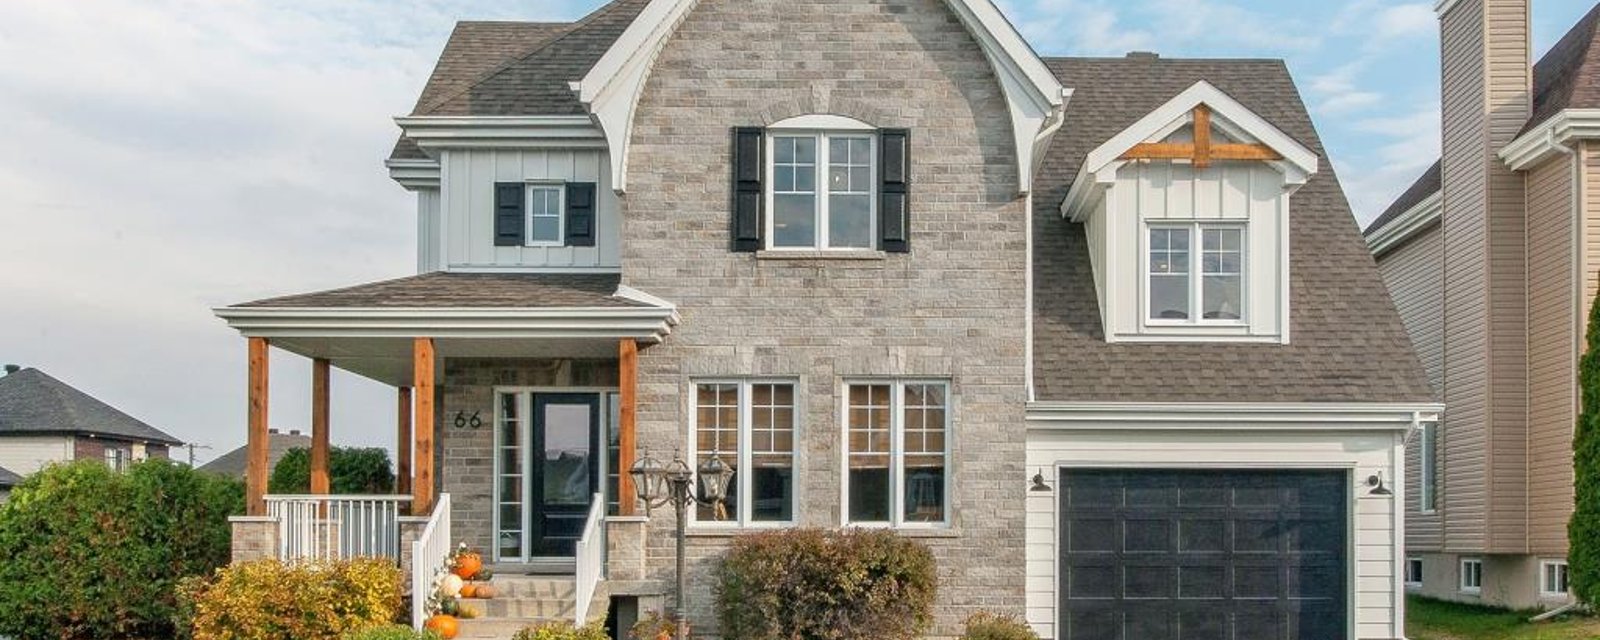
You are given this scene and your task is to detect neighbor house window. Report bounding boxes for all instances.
[1461,558,1483,594]
[1406,558,1424,589]
[691,381,797,526]
[1148,224,1245,322]
[844,381,949,527]
[1420,421,1438,513]
[769,133,875,250]
[1541,561,1570,597]
[526,184,564,245]
[104,447,126,472]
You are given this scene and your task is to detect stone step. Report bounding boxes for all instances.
[484,576,577,600]
[458,596,575,619]
[454,617,563,639]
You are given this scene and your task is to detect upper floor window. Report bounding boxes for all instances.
[525,185,565,246]
[769,133,876,250]
[691,381,797,526]
[1147,224,1244,323]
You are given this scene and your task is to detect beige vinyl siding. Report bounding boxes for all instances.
[1584,142,1600,312]
[1439,0,1492,553]
[1484,0,1532,553]
[1525,154,1577,555]
[1375,224,1445,550]
[0,436,73,475]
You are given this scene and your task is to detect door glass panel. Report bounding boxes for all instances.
[496,393,524,560]
[541,404,593,506]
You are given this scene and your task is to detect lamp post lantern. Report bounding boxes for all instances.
[629,449,734,640]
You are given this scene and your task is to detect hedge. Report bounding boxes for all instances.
[713,528,937,640]
[181,558,404,640]
[1572,277,1600,604]
[0,459,243,640]
[270,447,395,495]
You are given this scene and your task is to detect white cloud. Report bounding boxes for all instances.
[1308,63,1384,115]
[1339,104,1442,224]
[1374,3,1436,40]
[1006,0,1154,55]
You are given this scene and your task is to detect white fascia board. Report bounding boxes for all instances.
[394,116,605,149]
[573,0,1066,195]
[1027,401,1444,429]
[1500,109,1600,170]
[213,306,680,341]
[1364,190,1442,256]
[1079,81,1320,182]
[1060,162,1120,221]
[385,158,441,190]
[1435,0,1463,17]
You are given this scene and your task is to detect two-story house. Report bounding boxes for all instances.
[1366,0,1600,610]
[216,1,1438,638]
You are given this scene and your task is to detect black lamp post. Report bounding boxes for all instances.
[630,449,734,640]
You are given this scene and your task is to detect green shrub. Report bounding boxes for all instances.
[270,447,396,494]
[961,612,1039,640]
[511,621,609,640]
[714,528,937,640]
[0,459,242,640]
[182,558,404,640]
[343,625,441,640]
[1574,277,1600,604]
[629,609,677,639]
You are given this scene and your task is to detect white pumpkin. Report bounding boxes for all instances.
[438,574,464,598]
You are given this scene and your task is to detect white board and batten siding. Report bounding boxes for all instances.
[432,149,621,272]
[1024,413,1410,640]
[1094,161,1289,342]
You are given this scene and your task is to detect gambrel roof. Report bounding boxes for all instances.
[0,369,182,445]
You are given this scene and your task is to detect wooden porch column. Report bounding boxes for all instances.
[397,387,413,496]
[412,338,436,516]
[246,337,270,516]
[618,339,639,516]
[310,358,331,496]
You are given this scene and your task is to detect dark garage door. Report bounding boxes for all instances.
[1059,469,1348,640]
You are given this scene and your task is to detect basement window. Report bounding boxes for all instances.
[1460,558,1483,594]
[1541,561,1570,597]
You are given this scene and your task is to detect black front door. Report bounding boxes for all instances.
[529,393,601,557]
[1058,469,1349,640]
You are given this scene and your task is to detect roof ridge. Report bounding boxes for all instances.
[416,0,642,116]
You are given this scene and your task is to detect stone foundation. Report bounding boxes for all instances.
[229,516,278,563]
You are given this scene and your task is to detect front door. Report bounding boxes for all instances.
[496,392,602,562]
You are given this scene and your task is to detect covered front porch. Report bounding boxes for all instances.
[214,272,677,626]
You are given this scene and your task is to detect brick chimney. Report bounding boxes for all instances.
[1436,0,1532,553]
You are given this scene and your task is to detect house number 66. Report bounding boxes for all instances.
[453,411,483,429]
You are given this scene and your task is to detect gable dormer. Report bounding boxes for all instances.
[1060,81,1318,344]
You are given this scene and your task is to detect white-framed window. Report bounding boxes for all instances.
[104,447,126,471]
[1460,558,1483,594]
[1146,223,1246,323]
[767,132,876,250]
[690,381,798,526]
[525,184,565,246]
[1420,421,1438,513]
[842,380,950,527]
[1406,558,1424,589]
[1541,560,1570,597]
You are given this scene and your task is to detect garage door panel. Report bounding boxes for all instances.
[1059,469,1349,640]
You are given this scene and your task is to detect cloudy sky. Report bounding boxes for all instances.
[0,0,1592,465]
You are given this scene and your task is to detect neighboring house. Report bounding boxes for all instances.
[1365,0,1600,610]
[198,429,311,479]
[0,366,182,476]
[214,1,1437,638]
[0,464,19,504]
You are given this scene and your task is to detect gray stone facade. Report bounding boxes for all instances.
[619,0,1031,635]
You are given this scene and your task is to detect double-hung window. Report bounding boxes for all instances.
[691,381,797,526]
[844,381,950,527]
[1148,224,1245,322]
[1420,421,1438,513]
[526,184,565,246]
[769,133,876,250]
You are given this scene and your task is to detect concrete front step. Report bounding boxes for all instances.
[458,596,575,619]
[454,617,565,639]
[483,576,577,599]
[450,575,596,637]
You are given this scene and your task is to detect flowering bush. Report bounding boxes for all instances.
[960,612,1040,640]
[343,626,442,640]
[181,558,404,640]
[511,621,609,640]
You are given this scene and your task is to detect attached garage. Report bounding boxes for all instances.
[1057,469,1349,640]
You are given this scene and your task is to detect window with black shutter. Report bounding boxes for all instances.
[566,182,597,247]
[494,182,526,247]
[732,127,765,251]
[879,129,909,253]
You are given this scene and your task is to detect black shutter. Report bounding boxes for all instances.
[879,129,910,253]
[494,182,525,247]
[732,127,765,252]
[566,182,597,247]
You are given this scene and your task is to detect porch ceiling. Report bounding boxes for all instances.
[268,336,622,386]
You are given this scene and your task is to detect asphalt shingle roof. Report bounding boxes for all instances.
[1363,160,1440,236]
[231,272,648,309]
[0,369,183,445]
[1032,57,1436,404]
[198,431,311,479]
[0,465,19,488]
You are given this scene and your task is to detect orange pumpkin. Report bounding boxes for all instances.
[459,583,478,599]
[425,614,460,639]
[473,584,495,599]
[452,552,483,580]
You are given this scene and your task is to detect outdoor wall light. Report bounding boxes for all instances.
[1366,472,1393,497]
[1030,468,1053,493]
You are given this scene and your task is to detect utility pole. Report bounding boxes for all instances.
[185,443,214,467]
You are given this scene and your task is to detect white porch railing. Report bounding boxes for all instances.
[264,495,413,562]
[411,493,452,630]
[572,493,607,625]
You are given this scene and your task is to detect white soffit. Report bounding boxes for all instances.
[573,0,1068,194]
[1500,109,1600,170]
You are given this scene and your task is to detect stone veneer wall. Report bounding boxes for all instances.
[439,358,619,558]
[621,0,1030,635]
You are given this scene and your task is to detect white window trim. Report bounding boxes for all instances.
[1540,560,1570,597]
[1143,221,1249,327]
[687,379,800,529]
[763,130,878,252]
[524,182,566,247]
[1405,557,1424,589]
[839,379,953,530]
[1460,558,1483,594]
[490,386,618,563]
[1419,422,1438,513]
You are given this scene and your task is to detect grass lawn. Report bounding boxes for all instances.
[1407,595,1600,640]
